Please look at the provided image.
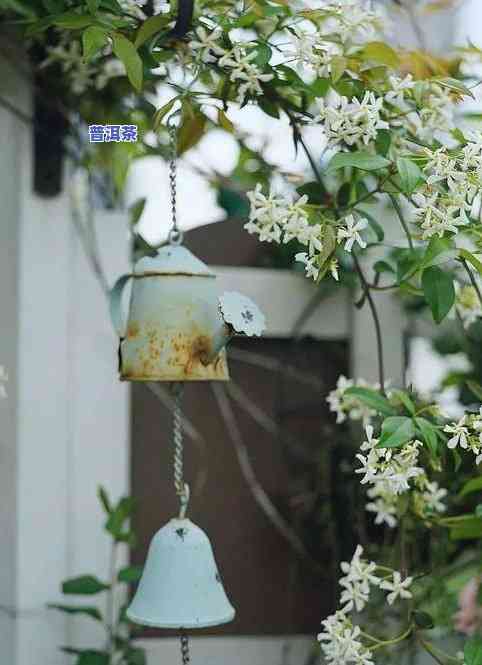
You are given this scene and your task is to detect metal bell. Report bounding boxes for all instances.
[127,518,236,629]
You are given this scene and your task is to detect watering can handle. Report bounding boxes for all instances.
[109,274,132,338]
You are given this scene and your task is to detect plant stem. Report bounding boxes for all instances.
[461,259,482,308]
[371,625,413,651]
[291,122,387,392]
[389,194,414,250]
[352,252,386,393]
[417,637,450,665]
[106,541,119,661]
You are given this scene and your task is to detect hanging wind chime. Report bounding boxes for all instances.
[110,121,266,663]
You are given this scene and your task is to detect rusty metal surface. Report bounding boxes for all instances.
[119,265,231,382]
[120,326,229,382]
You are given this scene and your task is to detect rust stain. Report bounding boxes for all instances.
[119,325,230,381]
[127,321,140,339]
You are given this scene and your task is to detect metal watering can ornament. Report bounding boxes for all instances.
[109,122,266,663]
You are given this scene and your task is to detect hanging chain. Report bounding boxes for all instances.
[180,631,191,665]
[172,382,190,518]
[168,123,183,246]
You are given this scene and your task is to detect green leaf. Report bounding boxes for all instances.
[105,496,135,539]
[392,390,416,415]
[53,11,94,28]
[330,56,347,83]
[153,98,178,130]
[112,33,143,92]
[47,604,103,622]
[218,109,234,133]
[396,157,423,194]
[467,380,482,402]
[134,13,170,48]
[460,476,482,498]
[378,416,416,448]
[465,637,482,665]
[118,566,143,583]
[422,237,454,270]
[258,98,280,119]
[129,198,146,227]
[422,266,455,324]
[82,26,109,60]
[311,78,330,97]
[412,610,434,630]
[253,41,272,67]
[177,107,206,155]
[297,181,326,205]
[343,387,397,416]
[414,417,438,456]
[460,249,482,276]
[97,486,112,514]
[436,77,475,100]
[62,575,110,595]
[125,647,147,665]
[78,651,110,665]
[375,129,391,157]
[361,41,400,67]
[326,151,390,173]
[42,0,64,12]
[86,0,100,13]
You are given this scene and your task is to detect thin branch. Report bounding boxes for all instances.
[228,347,324,391]
[352,252,386,393]
[225,381,315,463]
[211,383,326,577]
[389,193,414,251]
[461,259,482,309]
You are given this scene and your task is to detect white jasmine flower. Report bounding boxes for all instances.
[245,184,284,243]
[316,92,388,150]
[295,252,320,281]
[327,375,379,425]
[412,191,463,239]
[340,579,370,613]
[421,481,448,514]
[360,425,379,452]
[366,485,398,528]
[220,46,274,104]
[444,416,469,449]
[456,284,482,329]
[380,571,413,605]
[424,147,462,189]
[190,25,225,63]
[318,611,374,665]
[339,545,380,612]
[385,74,414,108]
[337,214,368,252]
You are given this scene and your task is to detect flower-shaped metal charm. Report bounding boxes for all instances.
[219,292,266,337]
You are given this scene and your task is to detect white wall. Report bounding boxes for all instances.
[0,55,130,665]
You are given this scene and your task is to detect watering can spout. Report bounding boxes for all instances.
[200,292,266,366]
